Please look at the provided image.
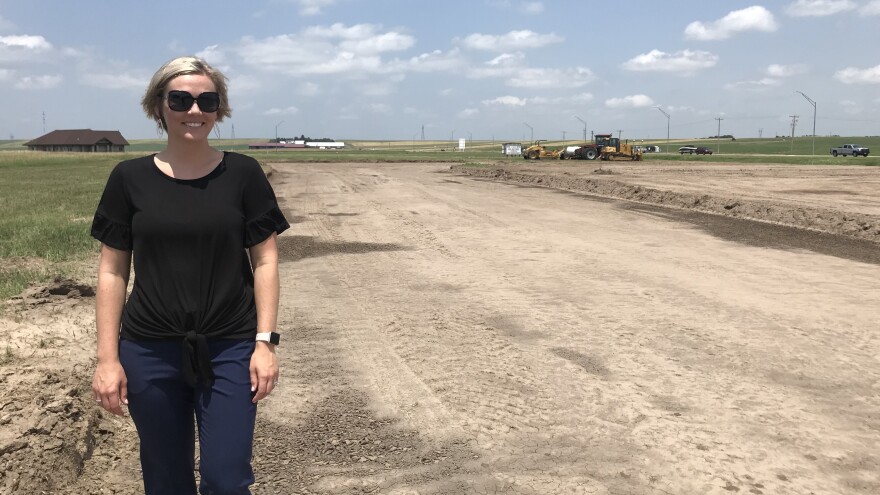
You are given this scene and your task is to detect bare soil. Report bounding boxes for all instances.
[1,160,878,494]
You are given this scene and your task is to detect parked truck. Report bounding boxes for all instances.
[830,144,870,157]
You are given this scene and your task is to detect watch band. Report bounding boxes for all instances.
[256,332,280,345]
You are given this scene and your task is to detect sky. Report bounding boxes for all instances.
[1,0,879,142]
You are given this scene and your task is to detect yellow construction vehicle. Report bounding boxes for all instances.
[522,140,563,160]
[595,134,643,161]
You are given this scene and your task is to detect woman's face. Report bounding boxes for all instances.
[160,73,218,143]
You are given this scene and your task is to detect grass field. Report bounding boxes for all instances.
[0,152,126,299]
[0,135,878,299]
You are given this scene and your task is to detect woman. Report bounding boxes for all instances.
[90,56,289,494]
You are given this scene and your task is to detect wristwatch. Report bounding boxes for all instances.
[255,332,281,345]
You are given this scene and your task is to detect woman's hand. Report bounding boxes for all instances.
[249,342,279,403]
[92,360,128,416]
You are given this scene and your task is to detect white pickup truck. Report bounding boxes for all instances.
[830,144,870,157]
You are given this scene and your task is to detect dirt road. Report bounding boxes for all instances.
[258,162,880,494]
[4,161,878,494]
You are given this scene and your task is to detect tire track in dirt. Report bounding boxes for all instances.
[272,165,659,493]
[267,162,880,494]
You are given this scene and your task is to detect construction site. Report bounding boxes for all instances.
[2,154,878,494]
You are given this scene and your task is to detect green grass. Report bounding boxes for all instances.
[0,152,136,299]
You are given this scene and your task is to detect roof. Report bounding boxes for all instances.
[24,129,129,146]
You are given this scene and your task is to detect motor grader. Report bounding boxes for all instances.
[522,140,562,160]
[596,134,643,161]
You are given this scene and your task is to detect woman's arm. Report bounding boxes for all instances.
[92,244,131,416]
[248,232,281,403]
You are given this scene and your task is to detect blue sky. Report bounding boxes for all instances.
[1,0,879,142]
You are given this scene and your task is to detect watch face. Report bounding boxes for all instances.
[269,332,280,345]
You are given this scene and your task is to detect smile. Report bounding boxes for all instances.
[184,123,204,127]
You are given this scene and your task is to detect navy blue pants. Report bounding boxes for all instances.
[120,338,257,495]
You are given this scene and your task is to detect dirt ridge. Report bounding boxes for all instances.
[450,165,880,243]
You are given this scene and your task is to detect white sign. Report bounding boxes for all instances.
[458,138,466,150]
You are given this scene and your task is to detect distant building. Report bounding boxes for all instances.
[248,142,306,150]
[24,129,129,152]
[247,141,345,150]
[305,141,345,149]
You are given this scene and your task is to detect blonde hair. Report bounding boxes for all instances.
[141,56,231,130]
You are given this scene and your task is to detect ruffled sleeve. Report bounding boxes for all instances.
[91,163,134,251]
[91,212,133,250]
[244,206,290,247]
[241,158,289,247]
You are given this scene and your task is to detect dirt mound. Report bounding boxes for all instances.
[11,277,96,306]
[450,165,880,243]
[1,280,99,494]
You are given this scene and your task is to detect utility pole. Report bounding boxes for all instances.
[655,106,670,154]
[574,116,587,143]
[796,91,817,156]
[789,115,799,152]
[42,111,46,133]
[715,117,723,154]
[421,124,425,141]
[758,128,762,139]
[523,122,533,142]
[617,130,623,140]
[562,130,566,144]
[274,120,284,141]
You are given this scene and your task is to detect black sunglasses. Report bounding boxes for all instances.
[165,90,221,113]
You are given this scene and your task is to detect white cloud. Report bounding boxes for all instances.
[234,24,416,76]
[263,106,300,115]
[0,35,53,62]
[0,34,51,50]
[14,74,62,90]
[81,72,145,90]
[684,6,778,41]
[622,49,718,74]
[570,92,594,103]
[292,0,336,16]
[785,0,857,16]
[520,2,544,14]
[507,67,594,89]
[861,0,880,14]
[439,88,453,96]
[303,23,415,54]
[766,63,807,77]
[482,95,527,106]
[605,94,654,108]
[400,49,465,72]
[468,52,525,78]
[460,30,563,51]
[834,64,880,84]
[724,78,781,90]
[458,108,480,118]
[196,45,227,65]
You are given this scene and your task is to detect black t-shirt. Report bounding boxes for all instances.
[91,151,289,342]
